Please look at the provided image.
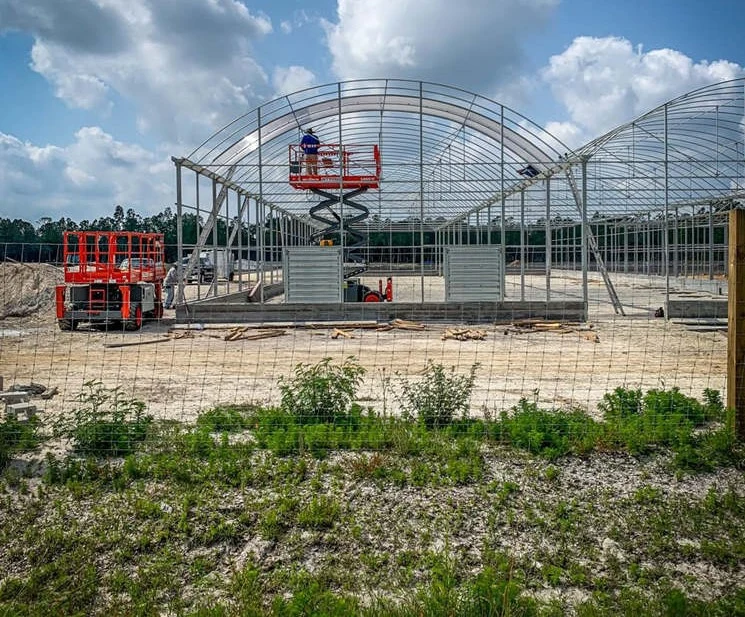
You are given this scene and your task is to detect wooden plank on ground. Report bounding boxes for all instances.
[104,337,173,349]
[390,318,426,331]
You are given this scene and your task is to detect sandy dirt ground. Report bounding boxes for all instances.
[0,262,727,423]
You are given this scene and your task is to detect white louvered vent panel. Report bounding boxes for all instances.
[284,247,343,303]
[444,246,504,302]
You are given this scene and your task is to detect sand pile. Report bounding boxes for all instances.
[0,262,63,321]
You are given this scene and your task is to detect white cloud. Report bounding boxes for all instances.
[280,20,292,34]
[1,0,274,145]
[542,36,745,145]
[272,66,316,97]
[30,42,110,110]
[0,128,172,221]
[543,121,583,149]
[323,0,559,92]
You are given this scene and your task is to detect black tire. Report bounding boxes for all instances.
[124,305,143,331]
[58,319,73,331]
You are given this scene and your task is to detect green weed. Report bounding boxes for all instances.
[397,362,479,428]
[196,404,255,433]
[0,415,40,470]
[52,380,152,456]
[279,357,365,424]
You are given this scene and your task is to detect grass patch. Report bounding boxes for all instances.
[2,370,745,616]
[196,404,256,433]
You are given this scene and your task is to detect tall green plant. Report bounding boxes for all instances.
[398,362,479,429]
[278,357,365,424]
[53,380,152,456]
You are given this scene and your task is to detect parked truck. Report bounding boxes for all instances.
[181,249,235,283]
[55,231,166,330]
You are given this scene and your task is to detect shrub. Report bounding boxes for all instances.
[398,362,479,429]
[196,405,254,433]
[53,380,152,456]
[278,357,365,424]
[0,415,40,471]
[598,387,643,420]
[494,399,600,459]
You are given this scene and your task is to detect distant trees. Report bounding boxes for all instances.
[0,206,182,262]
[0,205,255,263]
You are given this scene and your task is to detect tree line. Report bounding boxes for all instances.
[1,200,731,265]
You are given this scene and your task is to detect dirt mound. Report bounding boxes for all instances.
[0,262,63,321]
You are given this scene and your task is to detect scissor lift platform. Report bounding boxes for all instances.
[289,143,380,190]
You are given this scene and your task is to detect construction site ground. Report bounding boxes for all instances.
[0,262,727,424]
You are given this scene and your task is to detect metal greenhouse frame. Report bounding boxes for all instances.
[172,78,743,322]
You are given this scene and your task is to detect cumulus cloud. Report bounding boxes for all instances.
[0,128,172,221]
[0,0,275,144]
[323,0,559,92]
[542,36,745,145]
[272,66,316,97]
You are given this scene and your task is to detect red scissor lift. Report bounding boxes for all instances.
[289,143,390,301]
[55,231,166,330]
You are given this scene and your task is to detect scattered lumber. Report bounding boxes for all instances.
[331,328,355,339]
[442,327,487,341]
[226,329,287,342]
[169,331,194,340]
[39,386,59,400]
[504,320,598,342]
[224,327,249,341]
[388,318,426,331]
[172,320,380,331]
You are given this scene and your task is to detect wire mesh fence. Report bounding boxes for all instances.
[0,240,727,437]
[1,240,742,616]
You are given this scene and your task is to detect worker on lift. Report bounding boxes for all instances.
[300,128,320,175]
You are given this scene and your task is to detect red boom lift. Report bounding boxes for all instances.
[55,231,166,331]
[289,141,391,302]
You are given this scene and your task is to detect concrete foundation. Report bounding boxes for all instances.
[175,300,587,324]
[665,299,727,319]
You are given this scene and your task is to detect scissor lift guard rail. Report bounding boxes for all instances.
[55,231,166,330]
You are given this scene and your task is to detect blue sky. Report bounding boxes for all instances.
[1,0,744,222]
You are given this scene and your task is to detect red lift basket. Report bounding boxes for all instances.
[62,231,166,284]
[289,143,381,191]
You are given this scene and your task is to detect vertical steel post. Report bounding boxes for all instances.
[545,176,551,302]
[338,83,345,282]
[211,178,218,298]
[709,202,715,280]
[175,160,184,305]
[663,103,670,316]
[257,105,265,303]
[581,158,589,312]
[520,189,525,301]
[419,81,425,302]
[500,106,506,287]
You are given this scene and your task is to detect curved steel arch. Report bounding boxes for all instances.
[575,77,745,218]
[196,94,558,173]
[181,79,574,224]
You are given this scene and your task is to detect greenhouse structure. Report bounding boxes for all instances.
[172,78,740,323]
